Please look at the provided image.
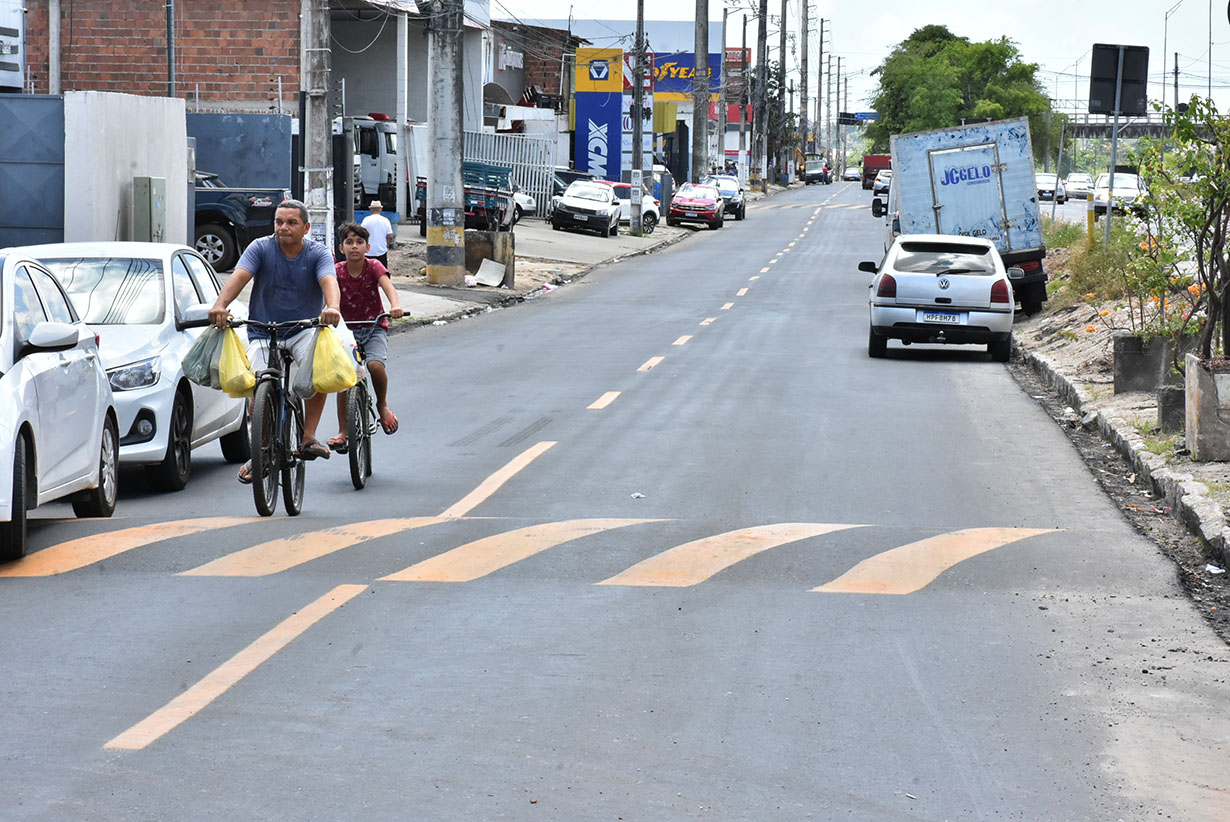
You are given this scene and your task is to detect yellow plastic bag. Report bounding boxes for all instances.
[218,327,256,398]
[311,326,358,394]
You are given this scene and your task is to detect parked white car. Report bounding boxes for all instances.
[511,184,536,224]
[1092,172,1147,217]
[863,234,1021,362]
[1035,172,1067,203]
[25,242,250,492]
[1064,172,1094,198]
[0,251,119,560]
[607,181,660,233]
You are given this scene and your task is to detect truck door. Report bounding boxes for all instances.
[927,143,1012,252]
[357,124,379,197]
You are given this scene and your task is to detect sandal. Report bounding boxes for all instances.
[327,435,349,454]
[237,461,253,484]
[380,410,399,435]
[299,439,331,461]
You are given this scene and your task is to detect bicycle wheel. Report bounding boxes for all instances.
[282,394,306,515]
[347,382,371,489]
[250,381,280,517]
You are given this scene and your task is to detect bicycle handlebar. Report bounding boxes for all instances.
[227,317,324,332]
[344,312,392,327]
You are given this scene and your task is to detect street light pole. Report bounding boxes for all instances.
[631,0,645,236]
[692,0,710,181]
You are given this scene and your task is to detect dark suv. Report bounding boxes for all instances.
[700,175,747,221]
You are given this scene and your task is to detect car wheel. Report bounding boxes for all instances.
[194,224,238,272]
[72,416,119,519]
[220,406,251,464]
[667,219,678,227]
[609,220,618,237]
[513,204,523,225]
[737,206,745,221]
[0,434,29,561]
[868,328,888,358]
[642,213,658,234]
[552,221,562,231]
[145,390,192,492]
[989,335,1013,363]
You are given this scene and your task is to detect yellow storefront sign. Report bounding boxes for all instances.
[576,47,623,93]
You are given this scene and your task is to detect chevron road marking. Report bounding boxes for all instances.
[812,528,1057,595]
[0,517,263,578]
[597,523,867,587]
[438,441,556,519]
[104,584,367,750]
[380,519,662,583]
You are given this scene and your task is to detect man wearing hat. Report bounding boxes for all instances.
[360,200,394,268]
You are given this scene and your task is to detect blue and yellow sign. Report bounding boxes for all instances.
[651,52,722,101]
[576,48,624,93]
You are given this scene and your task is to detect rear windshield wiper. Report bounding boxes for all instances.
[934,268,986,275]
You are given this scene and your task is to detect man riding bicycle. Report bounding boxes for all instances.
[208,199,341,482]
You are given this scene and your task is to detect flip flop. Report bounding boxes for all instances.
[237,461,253,484]
[299,439,331,460]
[327,435,349,454]
[380,411,399,435]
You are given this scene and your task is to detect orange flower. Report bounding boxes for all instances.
[1086,325,1096,333]
[1099,310,1110,316]
[1085,292,1096,300]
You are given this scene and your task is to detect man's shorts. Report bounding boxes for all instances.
[247,329,317,376]
[359,327,388,365]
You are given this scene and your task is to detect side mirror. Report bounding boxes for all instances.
[25,321,80,353]
[1007,267,1025,281]
[179,303,213,329]
[858,261,878,274]
[871,199,884,218]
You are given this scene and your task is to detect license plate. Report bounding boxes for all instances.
[686,211,698,217]
[922,310,960,325]
[574,214,587,221]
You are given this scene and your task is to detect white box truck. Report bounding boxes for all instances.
[872,117,1048,314]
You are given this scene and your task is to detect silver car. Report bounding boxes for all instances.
[1064,172,1094,198]
[1036,172,1067,203]
[863,234,1020,362]
[24,242,250,492]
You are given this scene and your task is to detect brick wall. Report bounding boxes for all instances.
[24,1,301,112]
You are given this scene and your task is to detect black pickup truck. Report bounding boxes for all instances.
[193,172,291,271]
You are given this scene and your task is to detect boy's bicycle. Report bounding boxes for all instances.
[342,312,390,490]
[229,317,322,516]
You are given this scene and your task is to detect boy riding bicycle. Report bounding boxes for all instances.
[328,222,404,453]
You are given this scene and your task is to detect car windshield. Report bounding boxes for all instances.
[1037,174,1058,185]
[677,184,718,200]
[1068,174,1092,183]
[1095,173,1141,190]
[41,257,166,324]
[894,242,995,275]
[566,183,610,202]
[704,177,739,193]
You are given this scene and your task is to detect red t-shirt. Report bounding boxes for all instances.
[335,258,389,329]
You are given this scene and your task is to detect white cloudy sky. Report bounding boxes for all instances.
[491,0,1230,112]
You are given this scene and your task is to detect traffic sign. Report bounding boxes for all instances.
[854,112,879,121]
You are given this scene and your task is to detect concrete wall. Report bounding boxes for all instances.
[64,91,188,244]
[187,113,292,189]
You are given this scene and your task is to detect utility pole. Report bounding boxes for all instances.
[425,0,465,285]
[753,0,768,189]
[825,52,832,164]
[692,0,710,181]
[166,0,176,98]
[843,74,848,177]
[739,14,748,175]
[631,0,645,236]
[800,0,808,155]
[718,7,728,172]
[301,0,333,247]
[777,0,787,183]
[816,19,824,156]
[1174,51,1180,110]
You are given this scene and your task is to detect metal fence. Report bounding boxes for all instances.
[464,131,555,221]
[0,94,65,246]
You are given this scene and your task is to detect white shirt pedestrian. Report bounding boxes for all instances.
[361,202,394,259]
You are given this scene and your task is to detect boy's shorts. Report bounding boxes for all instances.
[360,327,388,365]
[247,329,317,374]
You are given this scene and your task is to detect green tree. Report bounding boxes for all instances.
[864,26,1052,162]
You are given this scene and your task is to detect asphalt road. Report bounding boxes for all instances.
[3,182,1228,821]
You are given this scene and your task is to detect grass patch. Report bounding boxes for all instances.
[1202,480,1230,495]
[1045,222,1140,310]
[1043,215,1086,250]
[1141,431,1180,457]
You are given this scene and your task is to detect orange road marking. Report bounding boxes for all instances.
[439,441,557,519]
[380,519,662,583]
[736,288,748,296]
[673,335,692,346]
[179,518,447,577]
[700,317,717,326]
[597,523,866,587]
[638,356,665,371]
[588,391,621,410]
[812,527,1057,595]
[104,584,367,750]
[0,517,262,578]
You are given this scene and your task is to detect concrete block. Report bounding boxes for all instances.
[1113,333,1192,393]
[1185,353,1230,460]
[464,229,515,287]
[1157,384,1186,432]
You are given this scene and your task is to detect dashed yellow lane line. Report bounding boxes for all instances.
[380,519,662,583]
[700,317,717,326]
[673,335,693,346]
[720,302,734,310]
[440,441,557,519]
[104,584,367,750]
[760,266,771,273]
[588,391,621,410]
[736,288,748,296]
[769,258,779,264]
[749,275,759,281]
[597,523,867,587]
[638,356,665,372]
[789,241,797,247]
[0,517,262,578]
[179,518,447,577]
[812,527,1056,595]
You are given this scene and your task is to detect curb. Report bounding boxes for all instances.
[1021,348,1230,565]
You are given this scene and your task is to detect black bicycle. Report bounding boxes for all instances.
[342,312,390,490]
[229,317,322,517]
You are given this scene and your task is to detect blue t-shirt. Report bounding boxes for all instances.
[236,235,336,339]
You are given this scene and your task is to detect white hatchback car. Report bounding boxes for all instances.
[0,251,119,560]
[25,243,250,492]
[862,235,1021,362]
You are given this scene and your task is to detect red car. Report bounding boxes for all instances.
[666,183,725,230]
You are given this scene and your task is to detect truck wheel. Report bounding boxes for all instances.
[195,224,238,272]
[1018,282,1046,316]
